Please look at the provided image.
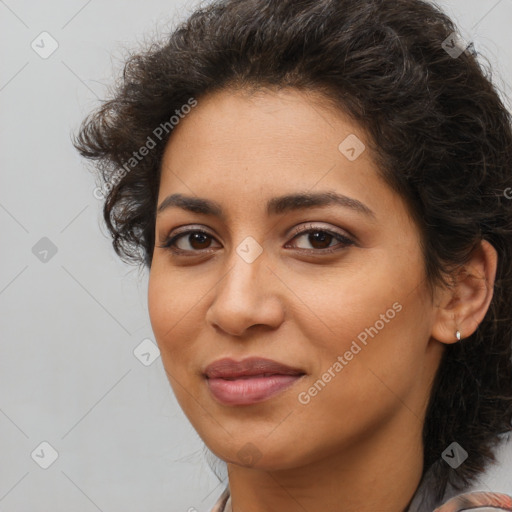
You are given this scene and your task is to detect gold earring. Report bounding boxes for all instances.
[456,330,461,341]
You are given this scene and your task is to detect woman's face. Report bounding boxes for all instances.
[148,88,445,470]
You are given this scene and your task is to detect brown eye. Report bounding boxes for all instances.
[303,231,335,250]
[287,226,354,254]
[180,232,213,250]
[158,224,354,257]
[158,229,220,253]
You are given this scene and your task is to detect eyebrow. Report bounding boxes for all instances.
[156,191,375,219]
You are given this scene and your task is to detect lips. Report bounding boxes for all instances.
[204,357,306,405]
[203,357,305,379]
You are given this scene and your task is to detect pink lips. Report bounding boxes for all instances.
[204,357,306,405]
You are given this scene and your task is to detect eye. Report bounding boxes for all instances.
[158,228,219,254]
[285,224,354,254]
[157,223,355,256]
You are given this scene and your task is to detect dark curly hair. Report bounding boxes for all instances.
[74,0,512,503]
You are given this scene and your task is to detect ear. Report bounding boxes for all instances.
[431,240,498,344]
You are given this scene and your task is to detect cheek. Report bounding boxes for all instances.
[147,270,203,410]
[278,258,406,346]
[147,270,191,363]
[285,250,430,388]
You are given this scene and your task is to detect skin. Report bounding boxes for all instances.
[147,87,497,512]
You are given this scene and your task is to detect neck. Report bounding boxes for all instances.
[226,408,425,512]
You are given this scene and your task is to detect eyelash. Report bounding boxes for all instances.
[157,224,355,256]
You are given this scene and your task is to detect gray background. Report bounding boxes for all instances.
[1,1,512,511]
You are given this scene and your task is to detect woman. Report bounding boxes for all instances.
[74,0,512,510]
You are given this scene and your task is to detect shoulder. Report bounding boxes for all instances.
[209,486,231,512]
[410,431,512,511]
[460,431,512,494]
[434,491,512,511]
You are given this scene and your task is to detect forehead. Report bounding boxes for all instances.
[156,87,405,226]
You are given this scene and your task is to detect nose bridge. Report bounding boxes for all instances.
[206,234,284,335]
[221,234,267,303]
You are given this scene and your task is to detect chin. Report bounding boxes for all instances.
[205,437,309,471]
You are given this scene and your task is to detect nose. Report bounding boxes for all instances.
[205,247,285,337]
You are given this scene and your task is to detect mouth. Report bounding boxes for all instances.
[203,357,306,406]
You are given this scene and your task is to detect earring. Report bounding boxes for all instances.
[456,330,461,341]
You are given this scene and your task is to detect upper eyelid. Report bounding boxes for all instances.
[162,223,354,248]
[165,222,350,238]
[291,222,353,239]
